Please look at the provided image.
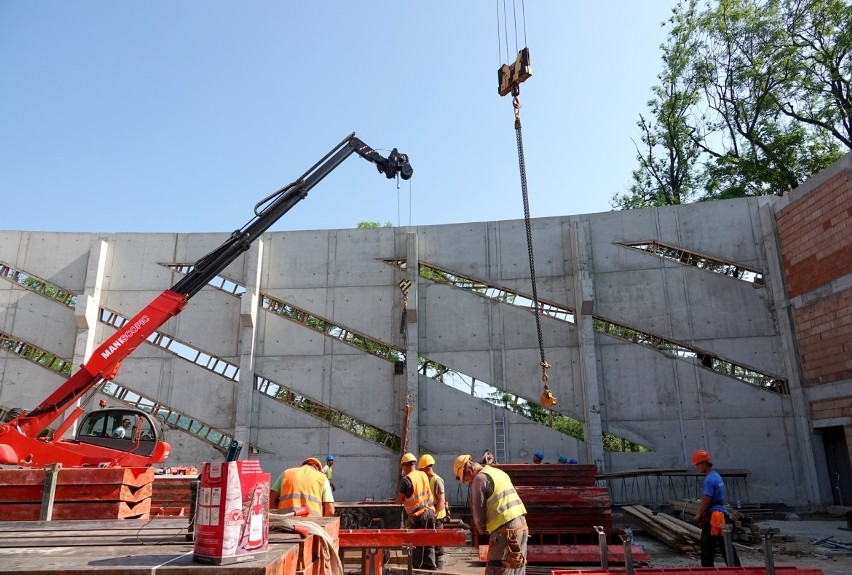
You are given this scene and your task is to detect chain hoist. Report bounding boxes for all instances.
[497,3,556,407]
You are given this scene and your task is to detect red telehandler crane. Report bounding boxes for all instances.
[0,133,412,469]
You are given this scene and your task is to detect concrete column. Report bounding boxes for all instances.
[758,200,821,505]
[404,231,419,454]
[572,220,605,470]
[234,239,264,455]
[68,238,110,437]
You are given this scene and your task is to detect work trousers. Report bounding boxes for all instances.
[699,513,740,567]
[485,516,528,575]
[407,509,437,570]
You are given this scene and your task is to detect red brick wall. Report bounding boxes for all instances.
[793,290,852,385]
[776,171,852,298]
[776,168,852,388]
[811,396,852,420]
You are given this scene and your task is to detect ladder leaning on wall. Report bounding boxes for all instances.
[493,407,507,464]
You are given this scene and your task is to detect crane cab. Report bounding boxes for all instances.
[75,408,164,458]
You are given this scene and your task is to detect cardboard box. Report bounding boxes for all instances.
[193,460,270,564]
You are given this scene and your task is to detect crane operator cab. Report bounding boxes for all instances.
[76,408,165,458]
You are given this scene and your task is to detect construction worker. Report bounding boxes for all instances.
[322,454,336,491]
[532,450,543,464]
[453,454,528,575]
[271,457,335,517]
[419,454,448,566]
[692,449,740,567]
[396,452,437,570]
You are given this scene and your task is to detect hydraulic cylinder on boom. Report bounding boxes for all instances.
[0,133,412,468]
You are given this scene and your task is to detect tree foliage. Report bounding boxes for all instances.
[614,0,851,209]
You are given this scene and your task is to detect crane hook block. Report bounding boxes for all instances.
[498,47,532,97]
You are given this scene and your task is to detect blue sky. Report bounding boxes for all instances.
[1,1,675,233]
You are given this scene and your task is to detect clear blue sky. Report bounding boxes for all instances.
[1,1,674,233]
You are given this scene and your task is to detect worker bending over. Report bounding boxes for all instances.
[397,452,437,570]
[271,457,335,517]
[454,454,528,575]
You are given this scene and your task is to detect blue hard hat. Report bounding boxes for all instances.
[568,458,579,464]
[557,455,568,463]
[326,454,334,461]
[534,450,544,459]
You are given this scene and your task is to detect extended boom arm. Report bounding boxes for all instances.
[1,133,412,464]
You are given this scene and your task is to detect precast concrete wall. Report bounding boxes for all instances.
[0,189,829,506]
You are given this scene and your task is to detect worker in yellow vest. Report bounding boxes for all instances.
[419,454,449,566]
[453,454,528,575]
[396,452,437,570]
[271,457,335,517]
[322,454,336,491]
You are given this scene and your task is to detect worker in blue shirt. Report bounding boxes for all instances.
[692,449,740,567]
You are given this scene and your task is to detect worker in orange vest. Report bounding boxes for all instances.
[271,457,335,517]
[396,452,437,570]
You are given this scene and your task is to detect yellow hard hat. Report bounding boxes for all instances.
[453,454,472,481]
[400,452,417,465]
[418,454,435,469]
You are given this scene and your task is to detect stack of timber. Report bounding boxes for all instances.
[621,505,701,554]
[0,466,154,521]
[668,499,794,545]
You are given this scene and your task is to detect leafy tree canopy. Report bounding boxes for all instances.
[614,0,851,209]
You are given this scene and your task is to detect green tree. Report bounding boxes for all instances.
[356,221,393,228]
[613,0,703,209]
[616,0,849,208]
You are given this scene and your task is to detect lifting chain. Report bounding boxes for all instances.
[511,87,555,406]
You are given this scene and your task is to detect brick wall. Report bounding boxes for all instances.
[776,171,852,298]
[811,396,852,421]
[776,168,852,388]
[793,290,852,385]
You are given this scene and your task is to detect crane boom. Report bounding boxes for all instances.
[0,133,412,467]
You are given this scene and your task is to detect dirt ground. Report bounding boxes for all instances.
[393,514,852,575]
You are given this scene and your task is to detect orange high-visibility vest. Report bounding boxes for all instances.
[278,465,325,516]
[402,469,434,517]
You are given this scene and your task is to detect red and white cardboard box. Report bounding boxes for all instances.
[193,460,270,565]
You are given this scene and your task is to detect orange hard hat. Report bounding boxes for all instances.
[692,449,711,465]
[453,454,472,481]
[302,457,322,471]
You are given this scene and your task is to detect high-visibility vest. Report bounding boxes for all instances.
[278,465,325,517]
[481,466,526,533]
[402,469,434,517]
[429,473,447,519]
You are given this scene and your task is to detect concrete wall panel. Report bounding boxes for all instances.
[0,174,834,506]
[258,310,329,357]
[265,231,333,289]
[1,291,77,358]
